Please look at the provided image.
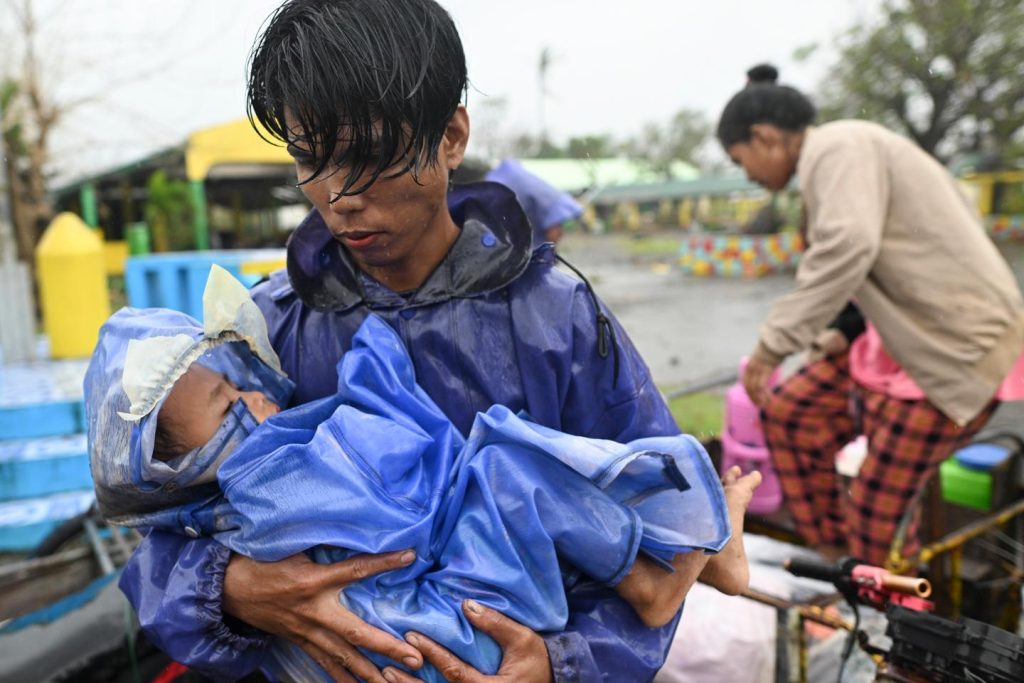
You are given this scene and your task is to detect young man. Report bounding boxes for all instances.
[117,2,717,681]
[88,271,749,681]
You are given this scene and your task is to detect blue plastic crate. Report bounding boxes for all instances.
[0,490,94,552]
[124,249,286,320]
[0,400,83,442]
[0,360,88,440]
[0,434,91,501]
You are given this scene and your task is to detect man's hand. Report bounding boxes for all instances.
[381,600,553,683]
[742,355,776,407]
[807,328,849,363]
[223,550,424,683]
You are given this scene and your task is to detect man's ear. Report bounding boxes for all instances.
[442,105,470,170]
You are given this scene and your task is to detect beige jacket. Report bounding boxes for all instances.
[754,120,1024,425]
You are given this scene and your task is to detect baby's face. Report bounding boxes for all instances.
[160,364,280,452]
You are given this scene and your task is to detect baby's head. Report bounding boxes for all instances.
[154,362,281,460]
[85,265,294,525]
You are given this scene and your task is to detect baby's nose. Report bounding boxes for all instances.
[240,392,280,423]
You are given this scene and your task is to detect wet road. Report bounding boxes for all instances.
[559,233,795,388]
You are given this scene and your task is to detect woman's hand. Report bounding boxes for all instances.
[223,550,424,683]
[807,328,849,363]
[381,600,553,683]
[742,355,776,407]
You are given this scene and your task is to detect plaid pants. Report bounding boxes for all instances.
[761,353,997,566]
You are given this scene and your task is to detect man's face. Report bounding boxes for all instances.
[160,364,279,453]
[286,107,470,292]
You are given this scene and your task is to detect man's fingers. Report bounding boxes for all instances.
[300,640,359,683]
[461,599,532,651]
[406,631,480,682]
[315,594,423,668]
[381,666,423,683]
[316,549,417,588]
[303,628,396,683]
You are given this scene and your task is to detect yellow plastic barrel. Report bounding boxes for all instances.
[35,212,111,358]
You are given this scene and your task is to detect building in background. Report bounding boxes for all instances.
[52,118,307,259]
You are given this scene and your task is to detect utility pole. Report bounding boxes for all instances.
[538,47,552,150]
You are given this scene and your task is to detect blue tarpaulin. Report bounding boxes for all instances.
[485,160,583,244]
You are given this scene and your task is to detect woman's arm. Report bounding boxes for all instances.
[755,139,889,365]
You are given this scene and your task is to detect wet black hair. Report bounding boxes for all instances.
[716,63,816,148]
[247,0,468,199]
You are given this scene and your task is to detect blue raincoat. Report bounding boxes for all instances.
[219,316,726,681]
[485,160,583,245]
[118,182,698,682]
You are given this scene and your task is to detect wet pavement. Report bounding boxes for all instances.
[560,232,800,387]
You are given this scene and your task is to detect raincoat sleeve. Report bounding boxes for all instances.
[119,530,270,681]
[541,286,684,682]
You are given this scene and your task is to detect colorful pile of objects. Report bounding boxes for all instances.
[678,232,804,278]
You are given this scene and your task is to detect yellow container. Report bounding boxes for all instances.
[35,213,111,358]
[240,258,286,277]
[103,240,129,276]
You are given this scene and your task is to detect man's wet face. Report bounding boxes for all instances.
[285,108,469,292]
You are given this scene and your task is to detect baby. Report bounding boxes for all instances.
[87,266,759,681]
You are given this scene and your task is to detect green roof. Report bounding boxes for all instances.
[516,158,699,193]
[589,175,774,204]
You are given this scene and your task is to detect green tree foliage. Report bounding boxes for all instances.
[144,171,193,252]
[565,135,615,159]
[819,0,1024,161]
[625,109,710,179]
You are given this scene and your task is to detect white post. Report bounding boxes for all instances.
[0,100,37,365]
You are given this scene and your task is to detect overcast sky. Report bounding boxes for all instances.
[3,0,878,182]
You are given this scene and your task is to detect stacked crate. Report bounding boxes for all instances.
[0,248,287,552]
[0,360,94,552]
[124,249,285,318]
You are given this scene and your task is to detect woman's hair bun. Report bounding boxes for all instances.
[746,64,779,85]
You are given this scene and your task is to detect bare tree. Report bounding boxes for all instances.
[1,0,65,263]
[0,0,196,263]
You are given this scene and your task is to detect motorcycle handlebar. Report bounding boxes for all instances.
[783,557,844,583]
[879,574,932,598]
[784,557,932,599]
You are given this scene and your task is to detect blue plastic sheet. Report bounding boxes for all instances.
[485,160,583,244]
[207,315,729,679]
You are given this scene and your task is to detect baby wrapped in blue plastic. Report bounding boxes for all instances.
[86,266,738,682]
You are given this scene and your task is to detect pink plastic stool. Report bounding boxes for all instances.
[720,358,783,515]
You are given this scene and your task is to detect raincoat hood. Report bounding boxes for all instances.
[287,181,534,312]
[84,265,294,525]
[485,160,583,245]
